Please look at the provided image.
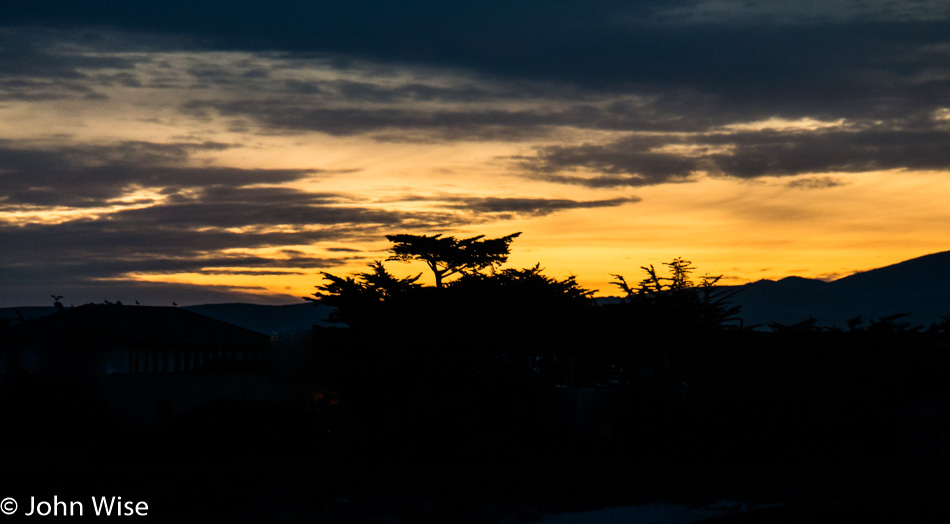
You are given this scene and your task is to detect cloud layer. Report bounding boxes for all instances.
[0,2,948,304]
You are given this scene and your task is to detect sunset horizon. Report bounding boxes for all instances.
[3,1,949,307]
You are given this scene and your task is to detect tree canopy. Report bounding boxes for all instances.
[308,237,742,339]
[305,261,421,328]
[386,232,521,288]
[611,257,741,330]
[307,233,595,338]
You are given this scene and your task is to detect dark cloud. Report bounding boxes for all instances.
[645,1,950,26]
[0,77,100,101]
[0,29,141,100]
[515,135,702,186]
[180,94,738,141]
[180,99,564,140]
[8,2,947,126]
[443,196,640,216]
[168,63,948,143]
[279,79,513,104]
[5,7,945,142]
[91,71,144,88]
[2,2,947,116]
[0,190,418,260]
[528,173,695,188]
[194,270,305,276]
[0,202,444,307]
[108,187,402,230]
[706,127,950,177]
[523,139,700,177]
[0,140,321,207]
[785,176,847,190]
[516,124,950,183]
[0,30,138,77]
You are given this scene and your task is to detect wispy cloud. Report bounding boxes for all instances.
[440,196,640,216]
[0,140,321,208]
[514,123,950,184]
[785,176,847,190]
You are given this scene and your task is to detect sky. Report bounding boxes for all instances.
[2,1,950,306]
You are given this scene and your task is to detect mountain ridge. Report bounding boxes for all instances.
[3,250,949,331]
[725,250,950,327]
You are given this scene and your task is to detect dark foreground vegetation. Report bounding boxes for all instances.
[3,234,950,522]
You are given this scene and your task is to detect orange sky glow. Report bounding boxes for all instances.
[2,7,949,305]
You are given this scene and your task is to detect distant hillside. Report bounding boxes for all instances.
[727,250,950,328]
[832,250,950,297]
[4,251,949,332]
[184,302,337,335]
[1,303,337,336]
[0,306,58,322]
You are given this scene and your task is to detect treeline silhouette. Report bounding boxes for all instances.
[3,233,950,521]
[288,233,950,517]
